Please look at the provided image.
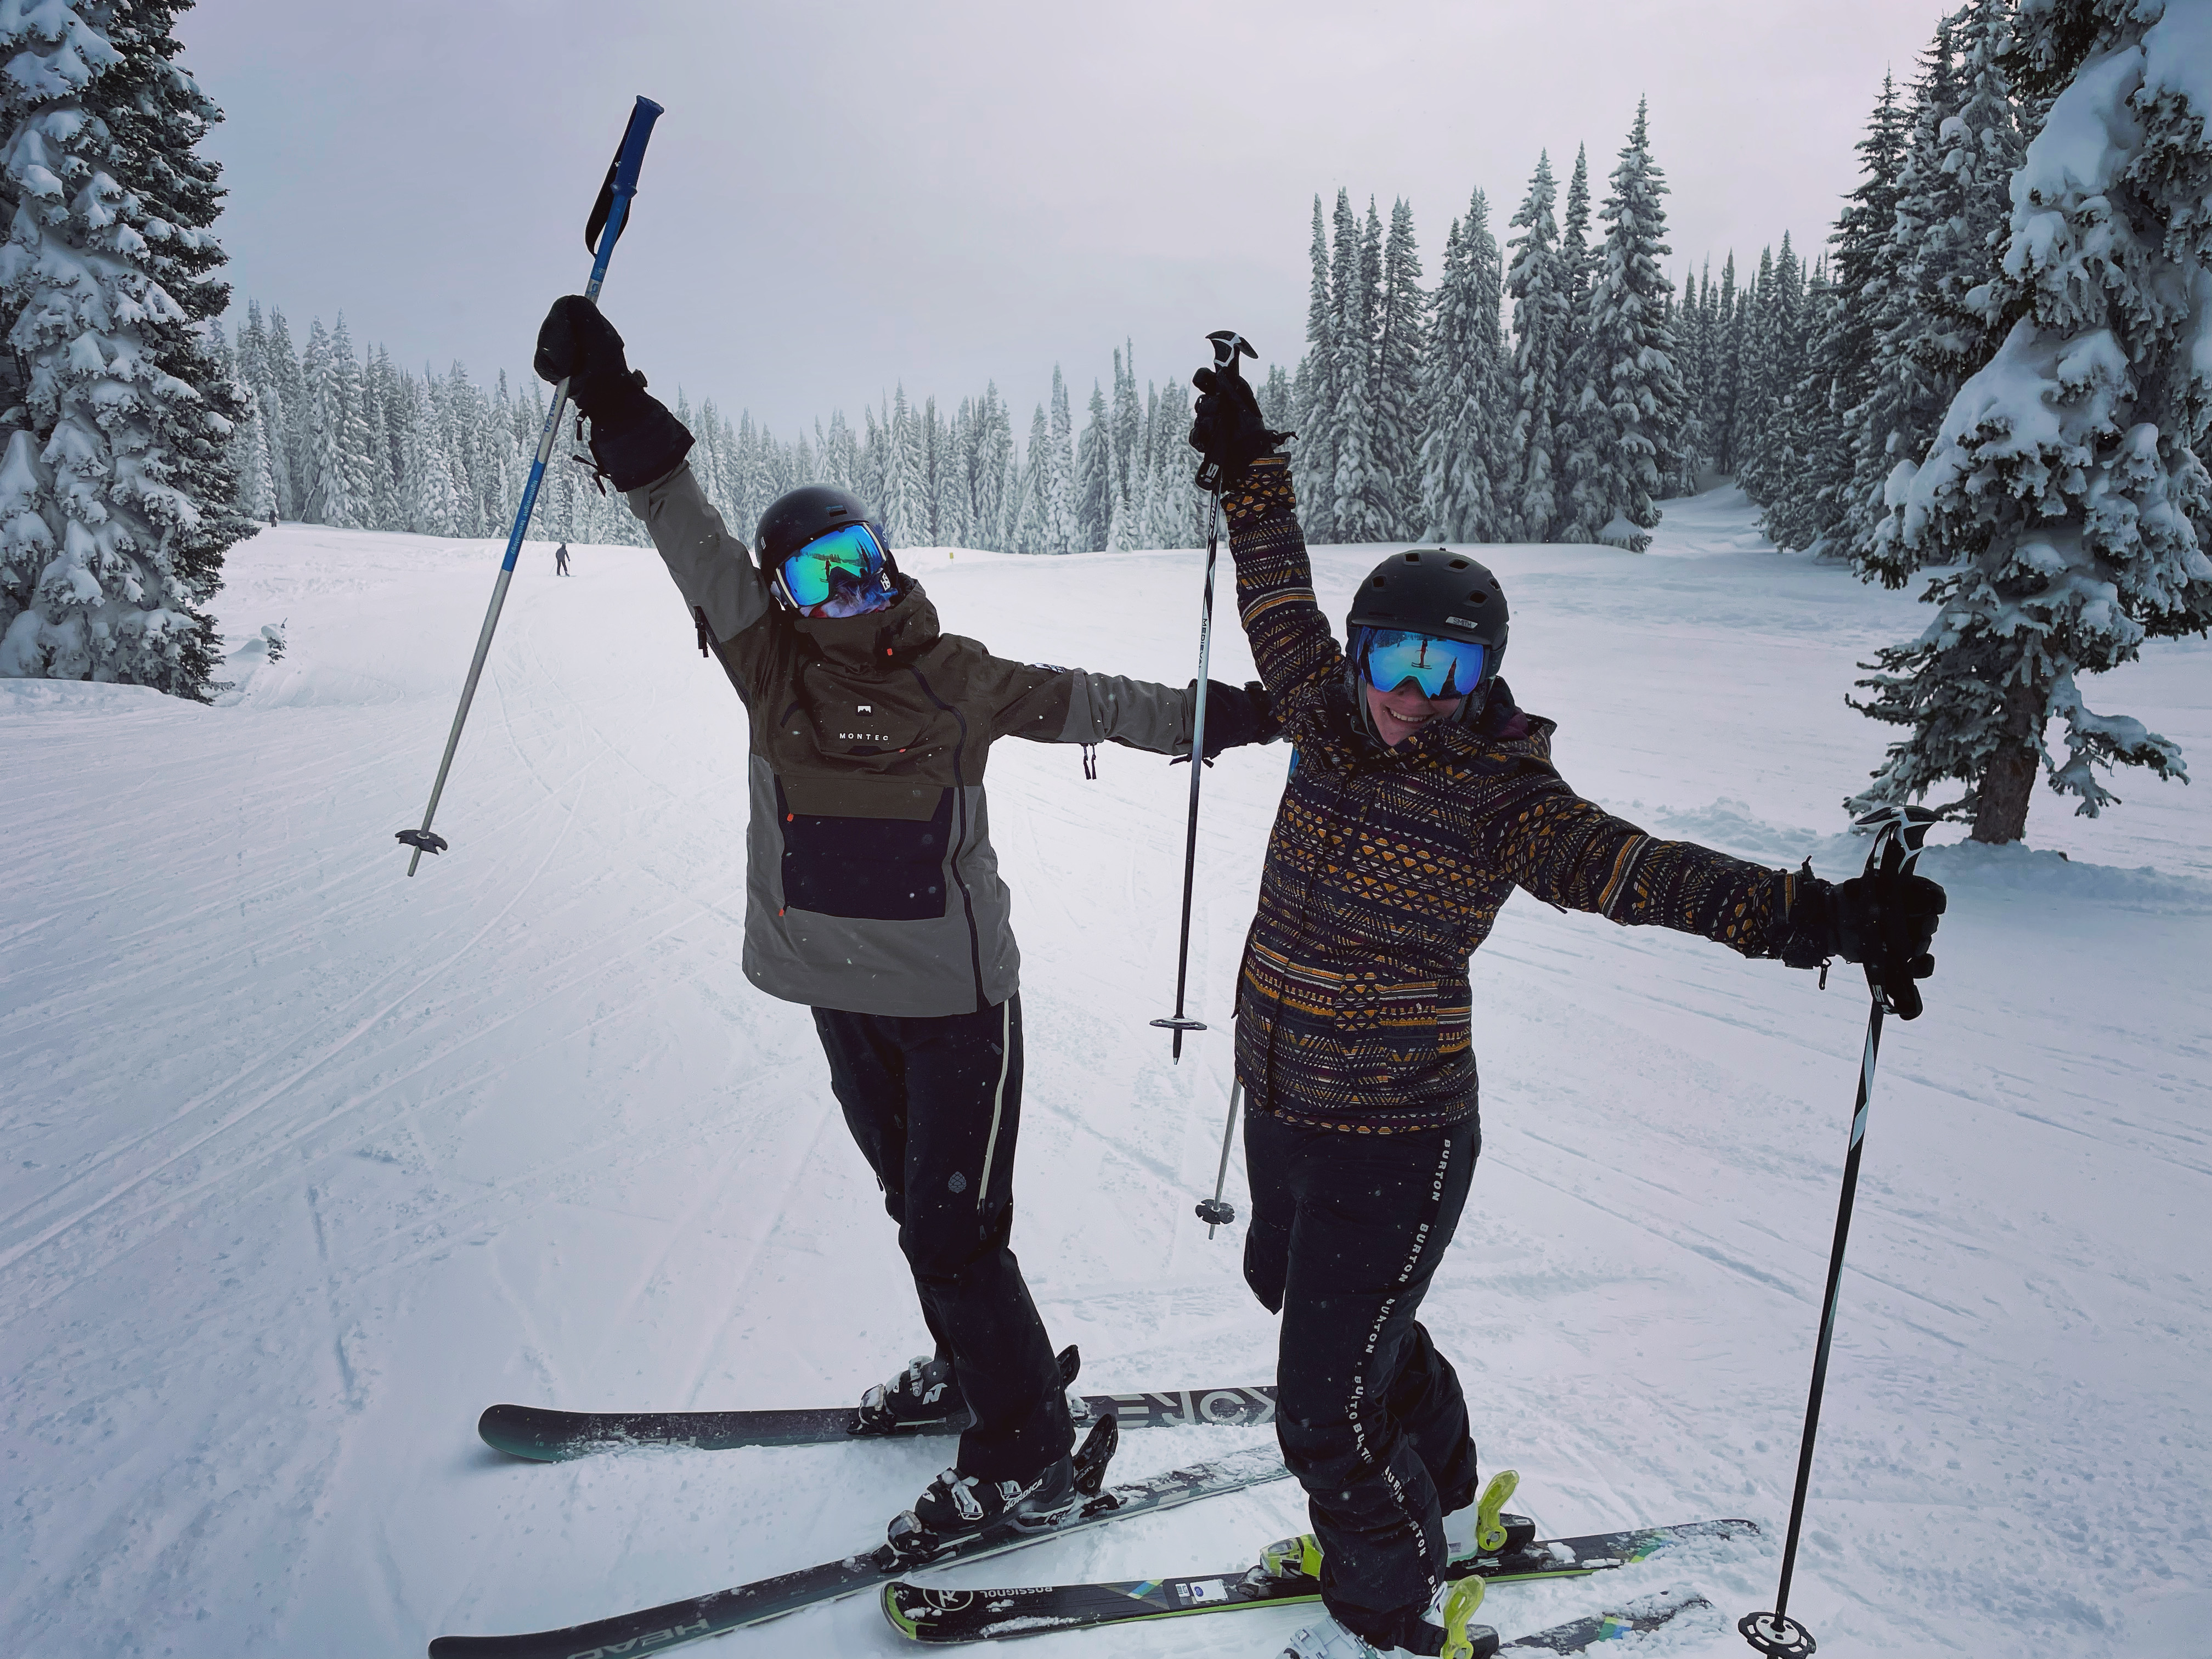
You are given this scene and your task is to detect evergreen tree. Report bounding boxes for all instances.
[1736,239,1812,505]
[0,2,259,695]
[1781,70,1913,555]
[1563,99,1688,551]
[1707,253,1743,472]
[1418,188,1508,541]
[1554,143,1601,532]
[885,383,923,548]
[1848,0,2212,845]
[1075,379,1109,552]
[1848,16,1973,572]
[1331,195,1384,540]
[1043,364,1074,552]
[1368,197,1428,535]
[1503,151,1570,540]
[1293,194,1340,540]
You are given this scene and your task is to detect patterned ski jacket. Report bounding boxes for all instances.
[1224,460,1804,1135]
[628,461,1206,1018]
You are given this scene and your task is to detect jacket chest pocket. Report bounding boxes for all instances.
[775,777,952,921]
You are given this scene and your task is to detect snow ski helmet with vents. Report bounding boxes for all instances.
[757,485,901,614]
[1344,549,1509,723]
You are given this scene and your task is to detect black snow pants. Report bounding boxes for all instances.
[1243,1109,1483,1646]
[812,992,1073,1481]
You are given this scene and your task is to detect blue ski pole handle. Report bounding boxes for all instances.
[397,97,665,876]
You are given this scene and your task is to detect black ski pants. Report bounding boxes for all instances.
[812,992,1073,1481]
[1244,1109,1482,1645]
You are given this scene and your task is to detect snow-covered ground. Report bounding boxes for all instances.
[3,488,2206,1658]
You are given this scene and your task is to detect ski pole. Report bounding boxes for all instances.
[1195,1074,1242,1235]
[395,96,665,876]
[1150,328,1255,1060]
[1741,803,1937,1659]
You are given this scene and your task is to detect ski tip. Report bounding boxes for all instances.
[881,1582,924,1643]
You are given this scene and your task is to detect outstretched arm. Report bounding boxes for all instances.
[1471,758,1802,957]
[985,660,1274,758]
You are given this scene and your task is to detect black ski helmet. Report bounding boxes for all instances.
[1345,548,1509,714]
[755,484,900,611]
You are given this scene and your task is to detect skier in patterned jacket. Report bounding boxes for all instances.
[533,296,1279,1550]
[1187,363,1944,1659]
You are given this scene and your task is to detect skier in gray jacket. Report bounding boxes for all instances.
[535,296,1277,1547]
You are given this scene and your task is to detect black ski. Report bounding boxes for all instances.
[477,1345,1276,1462]
[426,1425,1293,1659]
[1502,1589,1714,1654]
[880,1518,1756,1643]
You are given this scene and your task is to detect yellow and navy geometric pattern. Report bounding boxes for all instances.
[1223,464,1798,1136]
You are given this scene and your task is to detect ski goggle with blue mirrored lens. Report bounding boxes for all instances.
[1356,627,1486,699]
[777,521,890,610]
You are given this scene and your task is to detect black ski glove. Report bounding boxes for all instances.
[1780,862,1947,1018]
[1174,680,1280,764]
[534,295,692,492]
[1188,364,1290,489]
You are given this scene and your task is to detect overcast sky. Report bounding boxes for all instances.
[178,0,1949,440]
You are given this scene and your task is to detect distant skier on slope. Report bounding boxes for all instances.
[1186,365,1945,1659]
[555,542,571,576]
[531,296,1279,1550]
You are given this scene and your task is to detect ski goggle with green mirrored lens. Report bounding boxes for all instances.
[777,521,891,610]
[1355,627,1486,699]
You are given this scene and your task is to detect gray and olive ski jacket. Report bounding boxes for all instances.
[628,461,1204,1018]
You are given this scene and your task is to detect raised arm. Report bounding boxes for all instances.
[1219,456,1345,736]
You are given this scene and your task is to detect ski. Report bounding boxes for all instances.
[426,1425,1293,1659]
[1500,1589,1714,1654]
[879,1518,1756,1644]
[477,1345,1277,1462]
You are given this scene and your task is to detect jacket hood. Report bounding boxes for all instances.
[790,575,941,674]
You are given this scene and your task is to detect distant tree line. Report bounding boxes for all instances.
[223,308,1218,558]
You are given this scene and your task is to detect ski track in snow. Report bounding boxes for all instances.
[2,494,2207,1657]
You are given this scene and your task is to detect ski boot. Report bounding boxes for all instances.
[1443,1470,1536,1566]
[1277,1576,1498,1659]
[853,1354,964,1435]
[886,1453,1078,1558]
[1249,1470,1532,1597]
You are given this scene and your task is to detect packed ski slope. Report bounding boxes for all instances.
[3,488,2206,1659]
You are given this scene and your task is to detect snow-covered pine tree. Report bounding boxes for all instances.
[236,393,275,525]
[1110,343,1140,531]
[1858,0,2028,578]
[1257,363,1293,431]
[1735,239,1810,506]
[1562,98,1688,551]
[1369,197,1428,535]
[0,0,257,695]
[1848,0,2212,845]
[1014,401,1049,551]
[1673,263,1713,488]
[1418,187,1507,541]
[1075,379,1109,552]
[1706,253,1743,472]
[1147,377,1199,549]
[1043,364,1074,552]
[1773,70,1913,556]
[1293,195,1340,540]
[885,383,923,548]
[1554,144,1601,537]
[1503,151,1570,540]
[1847,17,1972,573]
[1331,195,1385,541]
[973,385,1011,551]
[1759,255,1843,551]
